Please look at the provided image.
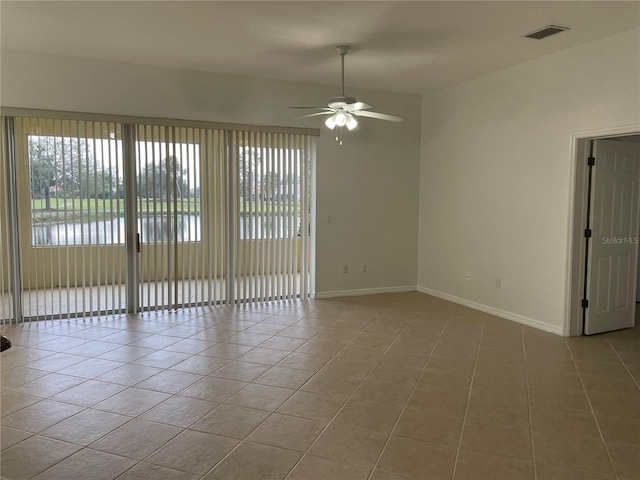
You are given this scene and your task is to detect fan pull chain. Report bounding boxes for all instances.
[335,125,344,145]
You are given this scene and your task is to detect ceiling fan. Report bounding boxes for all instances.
[292,45,403,144]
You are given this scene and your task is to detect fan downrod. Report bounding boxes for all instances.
[336,45,350,97]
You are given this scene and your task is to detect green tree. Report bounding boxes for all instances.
[260,171,280,200]
[29,139,58,210]
[137,156,188,200]
[28,135,102,209]
[238,148,257,200]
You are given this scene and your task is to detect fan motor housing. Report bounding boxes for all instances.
[329,96,356,108]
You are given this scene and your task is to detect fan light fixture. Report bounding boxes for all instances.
[345,114,358,130]
[325,110,358,131]
[291,45,403,145]
[324,115,337,130]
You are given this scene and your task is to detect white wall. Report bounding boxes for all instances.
[0,50,422,296]
[418,28,640,335]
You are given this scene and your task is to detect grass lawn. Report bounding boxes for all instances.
[30,197,300,222]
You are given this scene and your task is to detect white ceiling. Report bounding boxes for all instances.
[1,1,638,95]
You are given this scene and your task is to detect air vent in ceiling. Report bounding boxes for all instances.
[524,25,570,40]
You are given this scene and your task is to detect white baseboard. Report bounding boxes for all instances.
[314,285,417,299]
[417,286,565,336]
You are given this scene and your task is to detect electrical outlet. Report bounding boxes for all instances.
[326,215,333,224]
[361,264,368,273]
[496,278,502,289]
[465,272,471,281]
[342,264,349,274]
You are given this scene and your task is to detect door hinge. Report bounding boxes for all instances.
[587,156,595,167]
[582,299,589,309]
[584,228,592,238]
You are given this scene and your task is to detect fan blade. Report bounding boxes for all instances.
[354,110,404,122]
[347,102,372,111]
[289,106,332,110]
[298,111,334,119]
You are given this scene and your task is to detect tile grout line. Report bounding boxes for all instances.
[107,305,302,479]
[19,371,201,479]
[521,328,537,480]
[7,299,634,480]
[283,310,424,480]
[198,307,375,479]
[563,337,619,479]
[607,338,640,392]
[109,304,310,480]
[449,323,484,480]
[4,305,291,480]
[283,316,404,480]
[365,314,451,480]
[0,373,100,480]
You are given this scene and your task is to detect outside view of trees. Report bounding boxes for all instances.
[28,136,304,246]
[137,155,189,200]
[238,147,303,238]
[29,135,197,245]
[29,135,122,210]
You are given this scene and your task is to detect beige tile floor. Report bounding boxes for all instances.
[1,292,639,480]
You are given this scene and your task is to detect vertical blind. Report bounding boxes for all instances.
[10,117,126,320]
[232,131,312,304]
[136,124,227,311]
[1,118,16,323]
[0,111,316,324]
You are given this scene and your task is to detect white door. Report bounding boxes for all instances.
[637,251,640,302]
[585,139,640,334]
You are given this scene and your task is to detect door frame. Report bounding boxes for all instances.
[566,124,640,336]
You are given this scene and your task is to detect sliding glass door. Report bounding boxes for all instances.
[10,117,126,320]
[136,125,227,311]
[232,131,312,303]
[0,111,315,323]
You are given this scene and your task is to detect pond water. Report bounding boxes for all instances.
[32,214,300,246]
